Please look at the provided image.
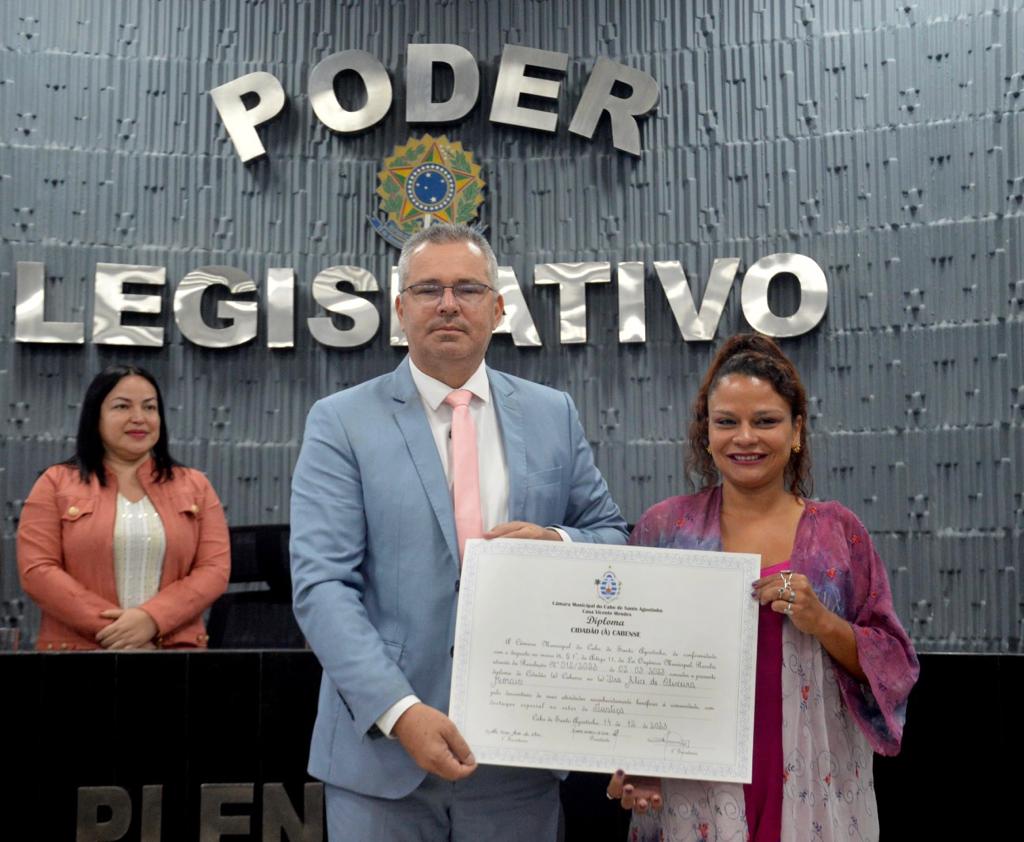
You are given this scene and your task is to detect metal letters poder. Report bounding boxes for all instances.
[211,44,660,159]
[16,256,828,349]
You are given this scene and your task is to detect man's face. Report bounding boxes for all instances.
[396,240,504,386]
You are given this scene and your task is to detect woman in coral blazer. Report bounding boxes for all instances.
[17,365,230,650]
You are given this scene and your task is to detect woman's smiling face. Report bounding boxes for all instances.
[98,375,160,465]
[707,373,802,494]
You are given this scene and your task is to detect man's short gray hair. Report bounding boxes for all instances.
[396,224,499,290]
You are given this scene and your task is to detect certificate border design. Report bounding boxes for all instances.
[450,539,760,782]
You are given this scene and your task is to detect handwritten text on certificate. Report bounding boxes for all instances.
[449,539,760,781]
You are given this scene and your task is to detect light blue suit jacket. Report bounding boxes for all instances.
[290,358,627,798]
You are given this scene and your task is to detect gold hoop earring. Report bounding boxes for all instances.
[792,444,801,454]
[705,445,711,454]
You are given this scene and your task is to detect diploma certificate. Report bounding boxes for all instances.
[449,539,760,781]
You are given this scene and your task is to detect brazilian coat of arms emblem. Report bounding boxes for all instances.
[369,134,487,248]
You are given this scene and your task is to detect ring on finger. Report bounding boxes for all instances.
[785,601,793,615]
[787,590,796,604]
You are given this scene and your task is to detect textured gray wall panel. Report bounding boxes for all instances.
[1,1,1022,650]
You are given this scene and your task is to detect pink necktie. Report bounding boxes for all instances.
[445,389,483,561]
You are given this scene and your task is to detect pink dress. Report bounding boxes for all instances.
[744,560,788,842]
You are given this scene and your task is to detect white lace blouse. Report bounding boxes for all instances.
[112,494,166,608]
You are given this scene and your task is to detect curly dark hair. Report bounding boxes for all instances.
[63,364,180,485]
[686,333,811,497]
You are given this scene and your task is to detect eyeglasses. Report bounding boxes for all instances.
[401,282,496,304]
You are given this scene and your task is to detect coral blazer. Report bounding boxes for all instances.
[17,460,230,650]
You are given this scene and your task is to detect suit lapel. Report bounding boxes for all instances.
[391,359,460,566]
[491,369,527,521]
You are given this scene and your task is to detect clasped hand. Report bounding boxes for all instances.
[95,607,158,649]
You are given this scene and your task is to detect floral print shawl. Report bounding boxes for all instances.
[628,486,919,842]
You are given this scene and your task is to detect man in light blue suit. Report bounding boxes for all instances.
[290,224,627,841]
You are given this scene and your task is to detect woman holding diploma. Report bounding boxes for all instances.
[607,334,918,842]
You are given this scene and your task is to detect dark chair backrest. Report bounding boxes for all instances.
[207,524,305,649]
[227,523,293,597]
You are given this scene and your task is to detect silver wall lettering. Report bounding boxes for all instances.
[616,261,646,343]
[489,45,569,133]
[389,267,408,347]
[173,266,258,348]
[209,72,286,162]
[741,253,829,337]
[200,783,253,842]
[654,258,738,341]
[308,266,380,348]
[266,267,295,349]
[76,786,131,842]
[534,262,611,344]
[212,43,661,157]
[15,256,829,350]
[568,56,660,156]
[309,50,392,133]
[492,266,542,347]
[93,262,166,347]
[14,261,84,344]
[406,44,479,123]
[262,783,324,842]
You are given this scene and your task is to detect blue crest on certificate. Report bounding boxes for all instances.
[597,570,620,601]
